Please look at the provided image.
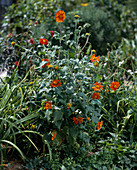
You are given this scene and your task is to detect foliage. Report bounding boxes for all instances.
[0,0,137,169]
[24,138,137,169]
[92,0,137,41]
[77,5,119,55]
[0,0,57,34]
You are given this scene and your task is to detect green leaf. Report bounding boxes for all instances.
[55,121,62,129]
[0,140,25,160]
[61,165,67,170]
[79,132,89,143]
[44,110,52,121]
[77,92,87,100]
[53,111,62,122]
[69,127,79,138]
[92,115,99,123]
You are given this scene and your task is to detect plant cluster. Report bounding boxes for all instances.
[0,1,137,169]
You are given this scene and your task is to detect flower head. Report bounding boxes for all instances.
[92,49,96,53]
[11,41,15,45]
[39,38,48,45]
[90,54,100,63]
[81,3,88,6]
[31,125,36,130]
[55,10,65,23]
[48,65,53,68]
[50,79,61,88]
[45,101,52,110]
[87,117,91,122]
[8,33,13,38]
[110,82,120,91]
[73,116,83,125]
[34,21,38,25]
[15,61,19,66]
[94,62,99,67]
[86,33,90,36]
[41,58,49,68]
[74,15,79,18]
[30,81,33,85]
[29,38,34,44]
[106,89,109,93]
[97,121,103,130]
[67,103,71,109]
[92,82,103,92]
[50,31,54,37]
[92,92,100,100]
[54,66,59,70]
[51,132,57,140]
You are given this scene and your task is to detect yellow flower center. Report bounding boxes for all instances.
[43,40,46,42]
[59,14,63,19]
[53,81,58,85]
[46,103,49,107]
[114,85,117,88]
[96,85,100,88]
[94,95,97,99]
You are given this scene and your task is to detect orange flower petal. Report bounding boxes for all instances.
[55,10,65,23]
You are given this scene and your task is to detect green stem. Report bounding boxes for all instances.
[58,23,62,60]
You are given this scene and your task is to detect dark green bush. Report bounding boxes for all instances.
[78,5,119,55]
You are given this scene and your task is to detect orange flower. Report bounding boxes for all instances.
[39,38,48,45]
[31,125,36,130]
[97,121,103,130]
[48,65,53,68]
[94,62,99,67]
[45,101,52,110]
[92,82,103,92]
[55,10,65,23]
[106,89,109,93]
[92,92,100,100]
[11,41,15,45]
[41,58,49,68]
[90,54,100,63]
[87,117,91,122]
[54,66,59,70]
[67,103,71,109]
[72,116,83,125]
[51,132,57,140]
[110,82,120,91]
[50,79,61,88]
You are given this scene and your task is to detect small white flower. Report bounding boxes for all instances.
[119,60,124,66]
